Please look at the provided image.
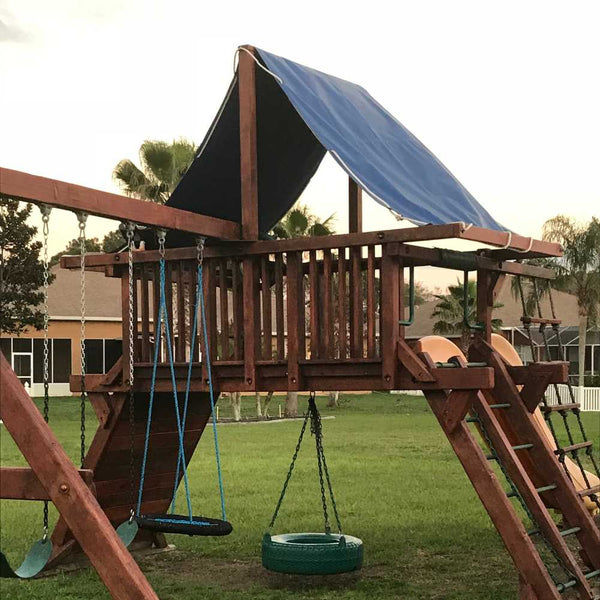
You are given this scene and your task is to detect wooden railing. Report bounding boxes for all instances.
[124,240,405,391]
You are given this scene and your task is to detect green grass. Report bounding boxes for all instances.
[1,393,598,599]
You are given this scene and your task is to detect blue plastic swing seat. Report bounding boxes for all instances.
[135,513,233,537]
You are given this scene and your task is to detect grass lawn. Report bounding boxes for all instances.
[1,392,598,599]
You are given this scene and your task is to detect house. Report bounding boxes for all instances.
[406,283,599,381]
[0,265,123,396]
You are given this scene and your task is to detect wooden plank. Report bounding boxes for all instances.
[231,260,243,360]
[348,178,362,233]
[220,259,230,360]
[0,166,240,240]
[397,338,436,382]
[349,246,363,358]
[121,274,131,384]
[0,356,158,600]
[175,261,186,362]
[286,251,304,389]
[459,225,562,257]
[322,249,333,358]
[337,247,347,359]
[274,253,285,360]
[0,467,95,501]
[140,266,150,362]
[366,245,376,357]
[380,243,400,387]
[424,387,562,600]
[238,45,259,240]
[242,257,260,388]
[507,362,569,385]
[519,371,554,412]
[260,255,272,360]
[309,250,320,359]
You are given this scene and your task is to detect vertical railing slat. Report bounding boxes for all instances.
[309,250,319,359]
[231,260,243,361]
[219,259,230,360]
[261,255,272,360]
[274,253,285,360]
[286,251,305,390]
[175,261,186,362]
[367,245,376,358]
[350,246,363,358]
[322,249,333,359]
[140,266,150,362]
[337,247,347,359]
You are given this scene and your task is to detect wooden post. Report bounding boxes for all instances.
[239,45,259,240]
[380,243,400,388]
[348,177,362,233]
[0,355,158,600]
[476,270,505,342]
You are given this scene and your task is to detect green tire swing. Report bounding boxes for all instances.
[262,393,363,575]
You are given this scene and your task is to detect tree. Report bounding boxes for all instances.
[102,229,126,253]
[432,279,503,354]
[271,203,336,417]
[542,216,600,389]
[50,237,102,267]
[0,200,54,334]
[113,138,196,203]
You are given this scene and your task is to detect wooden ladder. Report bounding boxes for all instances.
[419,340,600,600]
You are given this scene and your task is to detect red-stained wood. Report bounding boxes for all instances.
[337,248,347,359]
[0,467,95,501]
[423,387,562,600]
[0,167,240,240]
[0,355,158,599]
[231,260,243,360]
[397,338,436,382]
[309,250,320,359]
[442,390,477,433]
[175,262,186,362]
[366,245,376,357]
[219,259,230,360]
[189,262,199,361]
[242,257,260,388]
[238,45,259,240]
[121,273,131,384]
[286,251,304,390]
[476,270,505,343]
[380,243,400,387]
[140,266,151,362]
[322,249,333,358]
[519,370,554,412]
[349,246,363,358]
[348,178,362,233]
[260,256,272,360]
[274,253,285,360]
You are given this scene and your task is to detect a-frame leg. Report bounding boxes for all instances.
[0,354,158,599]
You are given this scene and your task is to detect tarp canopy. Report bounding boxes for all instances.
[167,47,505,235]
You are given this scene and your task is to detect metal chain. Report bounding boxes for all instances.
[126,223,136,518]
[267,410,311,530]
[40,204,51,538]
[77,212,88,467]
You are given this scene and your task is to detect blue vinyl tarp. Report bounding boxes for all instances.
[167,47,505,236]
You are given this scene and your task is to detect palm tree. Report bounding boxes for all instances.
[432,280,503,354]
[541,216,600,389]
[270,203,336,417]
[113,138,196,203]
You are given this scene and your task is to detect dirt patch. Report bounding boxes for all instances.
[141,552,386,592]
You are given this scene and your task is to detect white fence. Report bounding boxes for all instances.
[545,385,600,412]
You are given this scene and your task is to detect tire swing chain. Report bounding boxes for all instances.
[267,392,342,535]
[77,212,88,468]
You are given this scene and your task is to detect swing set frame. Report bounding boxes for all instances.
[1,46,598,600]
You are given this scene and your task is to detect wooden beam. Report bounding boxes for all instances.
[0,167,240,240]
[0,467,95,501]
[238,45,259,240]
[348,178,362,233]
[0,354,158,600]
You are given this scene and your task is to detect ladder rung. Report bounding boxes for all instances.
[541,403,580,413]
[486,454,497,461]
[521,316,562,326]
[584,569,600,580]
[556,441,593,454]
[507,484,557,499]
[557,570,600,594]
[527,526,581,538]
[579,485,600,498]
[512,443,534,451]
[489,403,511,409]
[466,416,479,423]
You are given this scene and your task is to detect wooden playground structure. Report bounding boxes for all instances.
[1,46,599,599]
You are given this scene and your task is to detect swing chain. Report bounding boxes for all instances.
[40,204,52,537]
[157,229,166,258]
[77,212,88,467]
[196,236,206,265]
[125,223,136,518]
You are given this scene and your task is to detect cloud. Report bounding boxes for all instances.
[0,16,32,43]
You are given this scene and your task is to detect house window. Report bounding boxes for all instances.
[33,338,53,384]
[84,339,123,374]
[53,339,71,383]
[0,338,11,363]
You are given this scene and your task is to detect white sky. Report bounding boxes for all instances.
[1,0,599,291]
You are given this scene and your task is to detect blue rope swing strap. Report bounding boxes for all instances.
[136,239,227,529]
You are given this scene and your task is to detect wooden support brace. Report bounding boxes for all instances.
[442,390,478,433]
[0,467,95,501]
[519,371,555,413]
[397,338,436,382]
[0,355,158,599]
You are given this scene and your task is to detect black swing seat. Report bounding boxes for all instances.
[135,514,233,536]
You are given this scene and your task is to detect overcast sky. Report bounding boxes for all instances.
[1,1,598,290]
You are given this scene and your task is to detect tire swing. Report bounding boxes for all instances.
[262,393,363,575]
[131,233,232,537]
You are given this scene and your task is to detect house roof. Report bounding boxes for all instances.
[48,265,121,320]
[407,282,587,340]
